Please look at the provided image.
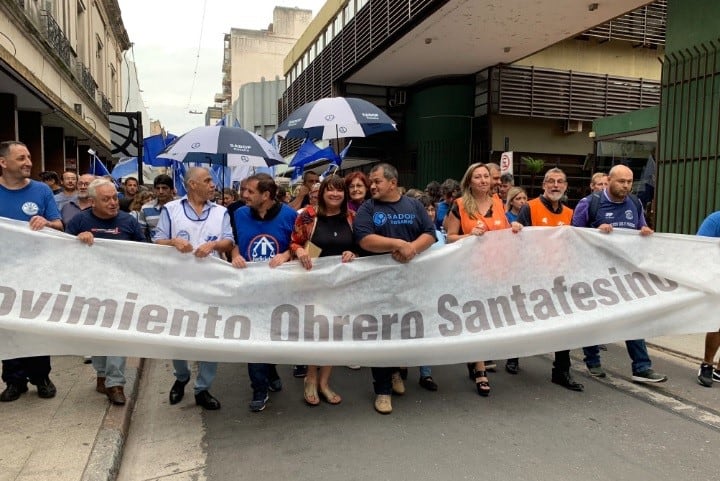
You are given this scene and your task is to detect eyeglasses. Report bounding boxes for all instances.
[544,179,567,185]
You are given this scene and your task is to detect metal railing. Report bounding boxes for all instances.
[39,10,73,68]
[488,64,660,122]
[584,0,666,46]
[75,61,97,99]
[100,92,112,116]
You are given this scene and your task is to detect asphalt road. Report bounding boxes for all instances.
[117,343,719,481]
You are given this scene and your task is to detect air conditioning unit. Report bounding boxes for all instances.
[564,119,583,133]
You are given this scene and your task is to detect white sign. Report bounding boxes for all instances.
[1,218,719,365]
[500,151,513,175]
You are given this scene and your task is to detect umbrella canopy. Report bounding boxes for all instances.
[157,126,285,167]
[273,96,396,140]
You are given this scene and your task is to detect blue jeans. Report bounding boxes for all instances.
[173,360,217,394]
[583,339,652,374]
[419,366,432,378]
[92,356,126,387]
[248,363,271,393]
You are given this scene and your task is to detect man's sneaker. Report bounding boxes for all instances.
[713,368,720,382]
[391,372,405,395]
[374,394,392,414]
[35,378,57,398]
[419,376,438,391]
[293,365,308,378]
[632,369,667,383]
[588,366,606,378]
[249,391,269,412]
[697,363,714,387]
[0,383,28,402]
[268,366,283,392]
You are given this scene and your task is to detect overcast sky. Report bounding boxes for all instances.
[117,0,326,136]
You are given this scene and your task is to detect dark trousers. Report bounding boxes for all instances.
[553,350,571,372]
[248,363,270,393]
[2,356,52,385]
[371,367,395,395]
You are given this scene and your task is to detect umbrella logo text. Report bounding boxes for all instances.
[191,142,201,149]
[324,114,335,121]
[241,155,250,163]
[339,127,348,134]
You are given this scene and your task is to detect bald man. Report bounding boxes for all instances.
[571,164,667,383]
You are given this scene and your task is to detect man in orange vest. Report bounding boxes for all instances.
[507,167,584,391]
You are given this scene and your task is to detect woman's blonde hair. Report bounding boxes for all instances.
[505,186,527,211]
[459,162,490,219]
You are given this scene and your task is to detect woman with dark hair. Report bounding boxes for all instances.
[290,175,358,406]
[445,162,512,397]
[344,171,370,212]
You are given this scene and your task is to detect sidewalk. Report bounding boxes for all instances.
[0,334,710,481]
[0,356,142,481]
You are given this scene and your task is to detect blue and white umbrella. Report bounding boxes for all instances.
[157,126,285,168]
[273,96,397,140]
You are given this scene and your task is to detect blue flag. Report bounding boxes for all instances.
[172,161,187,197]
[143,134,175,167]
[111,157,139,180]
[89,155,111,177]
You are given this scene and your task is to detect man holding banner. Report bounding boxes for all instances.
[0,141,63,402]
[571,165,667,383]
[354,163,436,414]
[153,167,235,410]
[508,168,584,391]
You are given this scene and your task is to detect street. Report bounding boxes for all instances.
[117,343,719,481]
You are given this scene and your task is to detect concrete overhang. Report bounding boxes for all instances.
[345,0,654,87]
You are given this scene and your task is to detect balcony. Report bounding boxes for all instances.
[75,61,97,99]
[39,10,73,68]
[583,0,666,47]
[100,92,112,116]
[487,64,661,122]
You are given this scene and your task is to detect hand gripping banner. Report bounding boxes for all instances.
[1,217,719,365]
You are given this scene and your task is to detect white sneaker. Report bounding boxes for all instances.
[391,372,405,395]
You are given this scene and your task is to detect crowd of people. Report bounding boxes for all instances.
[1,139,719,414]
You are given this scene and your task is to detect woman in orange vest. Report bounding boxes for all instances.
[445,162,516,397]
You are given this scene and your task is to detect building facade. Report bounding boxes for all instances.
[0,0,130,175]
[279,0,663,202]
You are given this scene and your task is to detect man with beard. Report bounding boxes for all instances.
[572,164,667,383]
[61,173,95,226]
[507,168,584,391]
[54,170,78,210]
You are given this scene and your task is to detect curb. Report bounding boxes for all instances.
[80,357,144,481]
[646,341,703,365]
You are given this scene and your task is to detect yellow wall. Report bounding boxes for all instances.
[492,115,594,155]
[516,39,663,80]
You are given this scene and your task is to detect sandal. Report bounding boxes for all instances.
[303,380,320,406]
[319,386,342,405]
[474,370,491,397]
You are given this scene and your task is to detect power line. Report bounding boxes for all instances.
[185,0,208,110]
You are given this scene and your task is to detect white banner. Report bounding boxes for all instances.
[1,217,719,366]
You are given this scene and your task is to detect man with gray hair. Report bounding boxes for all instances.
[153,167,235,410]
[65,178,146,405]
[60,173,95,226]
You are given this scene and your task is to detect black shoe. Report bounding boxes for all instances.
[505,359,520,374]
[0,383,28,402]
[293,365,308,378]
[399,368,408,380]
[268,366,283,392]
[419,376,438,391]
[551,369,584,391]
[35,378,56,399]
[195,390,221,410]
[169,378,189,405]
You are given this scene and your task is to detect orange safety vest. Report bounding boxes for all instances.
[456,196,509,234]
[527,197,573,226]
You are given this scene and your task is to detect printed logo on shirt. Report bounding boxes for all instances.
[21,202,39,216]
[604,212,614,219]
[90,227,120,235]
[205,235,219,243]
[625,209,634,220]
[177,230,191,241]
[374,212,416,226]
[247,234,279,262]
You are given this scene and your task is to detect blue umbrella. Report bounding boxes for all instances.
[274,96,396,140]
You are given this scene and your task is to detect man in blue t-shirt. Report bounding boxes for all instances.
[0,141,63,403]
[65,178,146,406]
[695,211,720,387]
[572,164,667,384]
[354,163,436,415]
[231,173,297,413]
